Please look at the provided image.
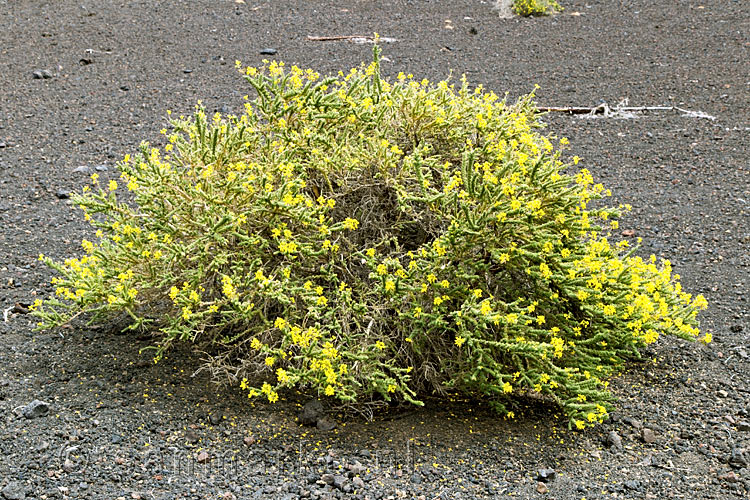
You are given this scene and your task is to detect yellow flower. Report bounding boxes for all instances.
[539,263,552,279]
[693,294,708,310]
[108,180,117,192]
[265,357,275,367]
[274,317,287,330]
[376,264,388,276]
[503,382,512,394]
[480,300,492,316]
[276,368,290,384]
[643,329,659,344]
[384,280,395,292]
[343,217,359,230]
[375,341,386,350]
[324,385,335,396]
[454,336,466,347]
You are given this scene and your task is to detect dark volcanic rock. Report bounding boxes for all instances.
[316,415,337,431]
[299,399,325,426]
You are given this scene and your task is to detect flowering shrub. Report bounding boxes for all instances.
[513,0,563,17]
[33,45,708,429]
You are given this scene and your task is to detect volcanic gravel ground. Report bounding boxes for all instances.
[0,0,749,498]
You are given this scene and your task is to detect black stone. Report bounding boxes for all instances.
[316,416,337,431]
[299,399,325,426]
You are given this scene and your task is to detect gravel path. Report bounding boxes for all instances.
[1,1,748,498]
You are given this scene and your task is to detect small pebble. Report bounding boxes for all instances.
[537,468,556,482]
[606,430,623,449]
[718,471,739,482]
[624,479,641,490]
[22,399,50,419]
[32,69,53,79]
[642,428,657,444]
[259,48,277,55]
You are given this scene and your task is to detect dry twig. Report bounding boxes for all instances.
[537,101,716,120]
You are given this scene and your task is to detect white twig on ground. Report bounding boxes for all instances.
[537,101,716,120]
[306,35,398,44]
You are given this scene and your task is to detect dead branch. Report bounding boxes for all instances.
[536,102,715,120]
[306,35,398,44]
[307,35,373,42]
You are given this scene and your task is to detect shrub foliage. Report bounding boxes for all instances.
[33,45,708,428]
[513,0,563,17]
